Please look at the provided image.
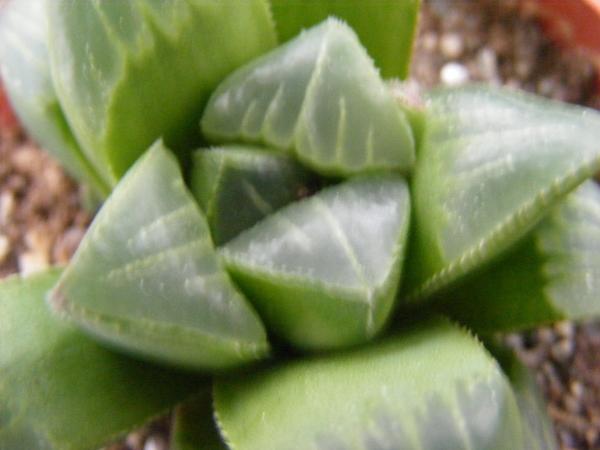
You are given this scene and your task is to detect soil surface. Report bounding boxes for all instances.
[1,1,600,449]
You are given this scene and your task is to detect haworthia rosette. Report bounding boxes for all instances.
[189,146,318,246]
[201,18,415,177]
[46,0,276,188]
[220,175,410,350]
[48,141,269,370]
[0,0,109,198]
[406,85,600,301]
[433,180,600,333]
[214,318,526,450]
[0,269,206,450]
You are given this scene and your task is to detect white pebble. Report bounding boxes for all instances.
[440,62,470,85]
[18,251,50,275]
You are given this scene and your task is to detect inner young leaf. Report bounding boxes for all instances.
[201,18,415,177]
[220,175,410,350]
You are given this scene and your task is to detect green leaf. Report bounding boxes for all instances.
[268,0,421,79]
[201,18,415,177]
[170,390,228,450]
[433,180,600,333]
[0,0,109,198]
[214,318,526,450]
[47,0,277,188]
[220,175,411,350]
[497,349,559,450]
[0,268,206,450]
[189,145,318,246]
[406,85,600,301]
[48,141,269,370]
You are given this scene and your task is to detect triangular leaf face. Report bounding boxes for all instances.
[0,269,206,450]
[48,141,269,370]
[189,146,318,246]
[0,0,109,197]
[220,175,410,350]
[214,318,526,450]
[434,180,600,334]
[201,18,415,177]
[407,85,600,301]
[47,0,276,188]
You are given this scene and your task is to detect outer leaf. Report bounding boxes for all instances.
[201,18,415,177]
[0,0,109,198]
[189,146,318,246]
[47,0,276,188]
[0,269,206,450]
[491,347,559,450]
[214,318,526,450]
[433,180,600,333]
[170,390,228,450]
[268,0,421,79]
[406,85,600,301]
[48,141,269,370]
[220,175,410,350]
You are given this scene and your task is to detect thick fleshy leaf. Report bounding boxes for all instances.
[268,0,421,79]
[201,18,415,177]
[496,349,559,450]
[170,390,228,450]
[48,141,269,370]
[0,269,206,450]
[406,85,600,301]
[220,175,410,350]
[433,180,600,333]
[0,0,109,198]
[189,146,318,246]
[47,0,276,188]
[214,318,525,450]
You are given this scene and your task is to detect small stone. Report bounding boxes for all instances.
[144,436,168,450]
[0,234,10,263]
[0,192,15,226]
[551,338,575,363]
[555,321,575,340]
[18,250,50,275]
[476,47,499,83]
[440,62,469,85]
[440,32,464,58]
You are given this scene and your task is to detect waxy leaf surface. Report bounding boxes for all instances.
[214,318,525,450]
[0,269,206,450]
[268,0,421,79]
[201,18,415,177]
[407,85,600,301]
[500,350,559,450]
[434,180,600,333]
[220,175,410,350]
[47,0,276,188]
[189,146,317,246]
[0,0,109,198]
[48,141,269,370]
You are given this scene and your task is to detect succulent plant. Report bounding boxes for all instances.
[2,1,600,449]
